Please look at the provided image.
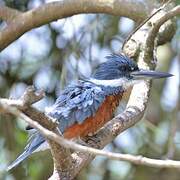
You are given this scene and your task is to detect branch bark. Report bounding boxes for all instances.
[2,97,180,171]
[0,6,21,23]
[0,87,75,179]
[0,0,156,51]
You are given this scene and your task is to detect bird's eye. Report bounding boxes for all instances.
[130,66,139,71]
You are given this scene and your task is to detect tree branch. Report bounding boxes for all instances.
[0,87,75,179]
[0,0,156,51]
[0,6,22,23]
[2,100,180,171]
[146,5,180,54]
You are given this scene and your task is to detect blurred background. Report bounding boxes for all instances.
[0,0,179,180]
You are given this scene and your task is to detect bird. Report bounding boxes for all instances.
[7,53,173,170]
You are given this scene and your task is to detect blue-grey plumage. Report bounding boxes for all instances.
[92,54,139,80]
[7,132,45,171]
[7,54,173,171]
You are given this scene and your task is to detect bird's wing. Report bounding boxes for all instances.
[7,82,107,170]
[46,81,105,133]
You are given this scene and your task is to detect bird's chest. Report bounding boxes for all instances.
[64,93,123,139]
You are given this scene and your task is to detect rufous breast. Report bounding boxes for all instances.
[64,93,123,139]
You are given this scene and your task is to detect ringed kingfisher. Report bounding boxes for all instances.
[7,54,172,170]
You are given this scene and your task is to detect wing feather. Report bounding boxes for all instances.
[46,81,105,133]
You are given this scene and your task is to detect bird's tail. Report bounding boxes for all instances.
[7,132,46,171]
[7,150,31,171]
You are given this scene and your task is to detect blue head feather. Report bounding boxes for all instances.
[92,54,139,80]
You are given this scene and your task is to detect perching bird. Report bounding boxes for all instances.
[7,54,173,170]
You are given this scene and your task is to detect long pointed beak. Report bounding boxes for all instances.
[131,69,173,79]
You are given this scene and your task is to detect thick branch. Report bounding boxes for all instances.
[0,6,21,23]
[146,5,180,54]
[0,0,156,51]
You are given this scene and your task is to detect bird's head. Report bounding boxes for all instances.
[90,54,173,90]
